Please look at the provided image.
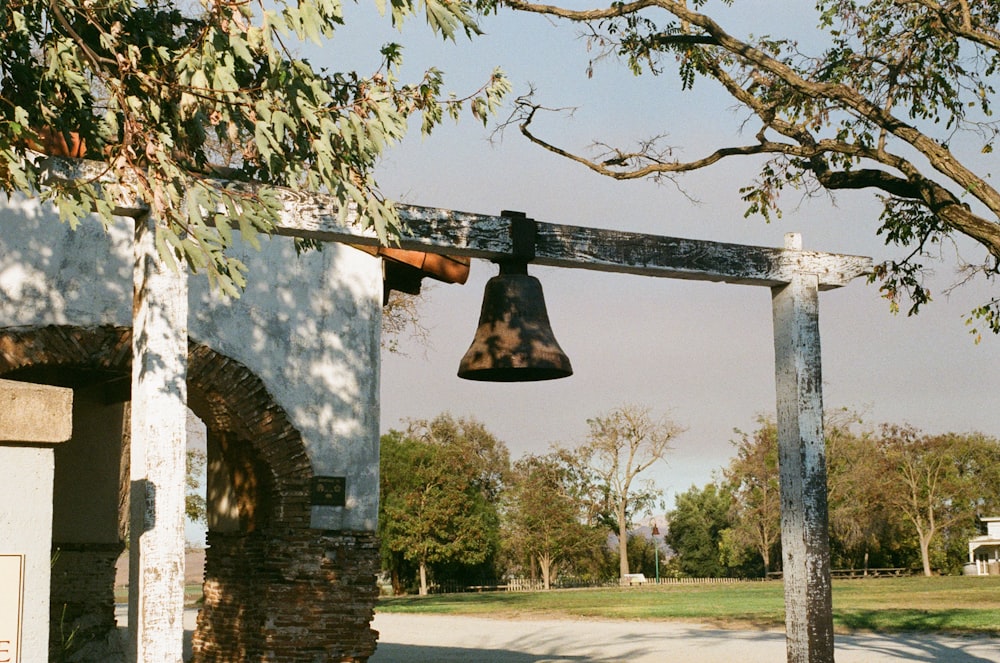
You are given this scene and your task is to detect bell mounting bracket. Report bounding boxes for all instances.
[498,210,536,275]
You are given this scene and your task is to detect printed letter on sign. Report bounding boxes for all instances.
[0,555,24,663]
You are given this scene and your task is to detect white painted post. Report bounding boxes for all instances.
[771,233,834,663]
[128,214,188,663]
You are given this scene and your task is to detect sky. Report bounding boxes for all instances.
[311,1,1000,513]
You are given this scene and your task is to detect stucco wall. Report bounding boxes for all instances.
[0,194,381,531]
[0,379,73,663]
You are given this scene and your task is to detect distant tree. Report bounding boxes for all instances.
[664,482,730,578]
[574,405,682,580]
[825,414,909,571]
[382,291,432,354]
[492,0,1000,336]
[721,418,781,576]
[626,531,663,580]
[502,453,606,589]
[185,449,206,524]
[875,426,1000,575]
[379,414,509,594]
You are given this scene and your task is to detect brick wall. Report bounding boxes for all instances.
[193,530,379,662]
[1,325,381,663]
[49,543,126,662]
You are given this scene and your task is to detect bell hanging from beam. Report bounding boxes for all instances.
[457,260,573,382]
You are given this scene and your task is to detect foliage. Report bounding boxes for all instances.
[626,531,664,579]
[185,448,207,524]
[572,404,682,579]
[490,0,1000,336]
[718,415,1000,576]
[874,425,1000,576]
[501,452,607,589]
[825,414,913,570]
[664,482,731,578]
[721,417,781,576]
[379,413,509,594]
[0,1,509,295]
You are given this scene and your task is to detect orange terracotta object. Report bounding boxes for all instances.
[354,245,471,285]
[376,247,470,285]
[25,127,87,158]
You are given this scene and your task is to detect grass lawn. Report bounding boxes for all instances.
[114,585,204,607]
[377,576,1000,636]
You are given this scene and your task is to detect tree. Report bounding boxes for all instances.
[185,448,207,524]
[501,452,605,589]
[825,414,909,571]
[490,0,1000,336]
[0,1,509,294]
[875,425,1000,575]
[626,530,663,580]
[382,291,432,354]
[663,482,730,577]
[721,418,781,576]
[575,404,681,579]
[379,414,509,594]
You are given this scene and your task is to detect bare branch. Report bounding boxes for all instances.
[500,0,1000,262]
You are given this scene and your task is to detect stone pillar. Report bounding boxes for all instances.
[0,379,73,663]
[771,233,834,663]
[129,214,189,663]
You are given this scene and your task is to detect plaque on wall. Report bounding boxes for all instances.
[0,555,24,663]
[311,477,346,507]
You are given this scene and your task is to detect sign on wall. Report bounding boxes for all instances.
[0,555,23,663]
[311,477,347,507]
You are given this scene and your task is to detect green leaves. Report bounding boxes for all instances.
[0,0,508,296]
[379,415,509,592]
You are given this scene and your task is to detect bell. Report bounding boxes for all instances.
[458,263,573,382]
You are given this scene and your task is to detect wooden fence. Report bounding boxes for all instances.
[441,576,769,594]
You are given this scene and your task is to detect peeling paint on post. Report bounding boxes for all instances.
[129,214,188,663]
[771,233,834,663]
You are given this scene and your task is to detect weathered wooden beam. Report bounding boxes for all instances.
[38,156,872,288]
[772,234,835,663]
[281,200,870,289]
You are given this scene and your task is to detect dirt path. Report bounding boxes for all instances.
[370,613,1000,663]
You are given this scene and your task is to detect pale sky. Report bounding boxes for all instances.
[319,2,1000,511]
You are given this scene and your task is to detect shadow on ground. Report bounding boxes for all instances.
[370,614,1000,663]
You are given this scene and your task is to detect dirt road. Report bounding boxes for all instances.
[369,613,1000,663]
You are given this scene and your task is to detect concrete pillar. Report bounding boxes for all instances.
[128,215,188,663]
[0,379,73,663]
[771,233,834,663]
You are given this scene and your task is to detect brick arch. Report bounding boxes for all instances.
[0,324,313,529]
[0,324,379,662]
[186,342,312,530]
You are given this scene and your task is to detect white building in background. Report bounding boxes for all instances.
[968,517,1000,576]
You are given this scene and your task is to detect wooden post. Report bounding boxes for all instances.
[128,213,188,663]
[771,233,834,663]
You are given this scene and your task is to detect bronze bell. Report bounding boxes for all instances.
[457,262,573,382]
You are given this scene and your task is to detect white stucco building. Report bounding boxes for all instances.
[968,517,1000,576]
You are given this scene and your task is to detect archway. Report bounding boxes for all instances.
[0,325,379,662]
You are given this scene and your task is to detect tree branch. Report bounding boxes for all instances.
[899,0,1000,51]
[501,0,1000,261]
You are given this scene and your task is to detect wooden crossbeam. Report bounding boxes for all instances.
[39,156,872,289]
